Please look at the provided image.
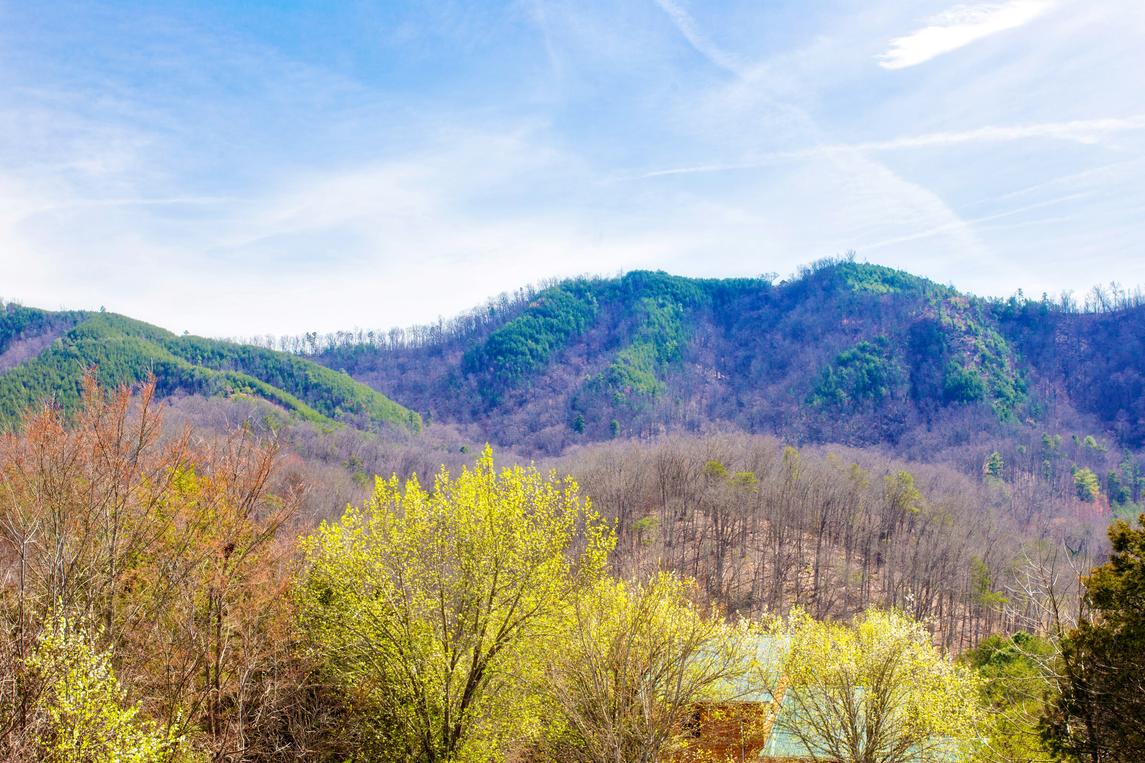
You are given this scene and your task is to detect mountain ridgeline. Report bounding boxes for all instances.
[2,259,1143,466]
[313,260,1144,455]
[0,305,421,432]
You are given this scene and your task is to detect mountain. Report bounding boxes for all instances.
[312,259,1145,457]
[0,305,421,432]
[3,258,1142,484]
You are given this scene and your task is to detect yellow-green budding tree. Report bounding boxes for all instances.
[541,572,749,763]
[23,609,186,763]
[296,446,614,763]
[772,608,985,763]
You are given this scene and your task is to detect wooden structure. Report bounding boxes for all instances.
[667,675,812,763]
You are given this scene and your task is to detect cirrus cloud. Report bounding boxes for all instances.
[879,1,1055,70]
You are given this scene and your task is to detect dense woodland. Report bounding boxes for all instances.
[0,259,1143,761]
[0,306,420,432]
[279,260,1145,464]
[0,381,1140,762]
[563,434,1104,648]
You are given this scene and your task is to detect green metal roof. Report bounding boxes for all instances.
[715,634,788,704]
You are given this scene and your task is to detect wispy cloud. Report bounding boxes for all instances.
[3,0,1144,332]
[653,0,746,77]
[860,191,1089,252]
[858,115,1145,148]
[879,1,1054,70]
[623,115,1145,179]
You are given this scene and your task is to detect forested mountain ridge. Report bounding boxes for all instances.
[310,259,1144,457]
[3,259,1143,516]
[0,267,1140,761]
[0,304,421,432]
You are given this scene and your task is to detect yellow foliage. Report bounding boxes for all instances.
[297,445,614,763]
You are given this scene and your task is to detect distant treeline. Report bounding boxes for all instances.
[228,280,554,355]
[228,258,1145,358]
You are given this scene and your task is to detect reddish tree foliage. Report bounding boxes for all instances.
[0,374,337,760]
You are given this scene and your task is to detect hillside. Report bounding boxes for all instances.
[313,259,1144,455]
[2,259,1141,513]
[0,266,1139,763]
[0,304,421,432]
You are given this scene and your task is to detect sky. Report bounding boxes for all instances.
[1,0,1143,337]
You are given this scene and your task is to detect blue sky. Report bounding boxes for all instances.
[1,0,1143,336]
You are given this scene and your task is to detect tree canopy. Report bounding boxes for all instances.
[772,608,985,763]
[1043,514,1145,763]
[541,572,747,763]
[296,446,614,762]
